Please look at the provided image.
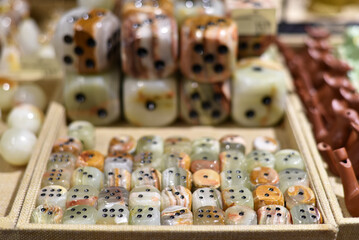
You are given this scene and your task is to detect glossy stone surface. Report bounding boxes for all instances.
[253,136,280,153]
[162,152,191,171]
[219,150,246,172]
[274,149,305,172]
[164,136,192,155]
[193,206,224,225]
[71,166,104,190]
[129,186,161,210]
[31,204,63,224]
[224,205,257,225]
[121,0,174,17]
[190,151,220,173]
[250,167,279,189]
[219,134,246,153]
[98,187,129,209]
[52,137,83,156]
[192,188,222,212]
[13,83,47,111]
[131,167,161,190]
[136,135,164,155]
[108,135,136,155]
[66,185,99,208]
[161,206,193,225]
[0,78,18,111]
[37,185,68,210]
[162,167,192,190]
[0,128,37,166]
[104,154,133,173]
[46,152,77,171]
[291,204,323,224]
[257,205,292,225]
[284,186,316,210]
[220,169,250,191]
[63,205,97,224]
[246,150,275,173]
[68,121,96,150]
[193,169,220,189]
[160,186,192,211]
[104,168,131,190]
[222,187,253,210]
[77,0,115,9]
[42,168,72,190]
[76,150,105,171]
[96,203,129,225]
[278,169,309,194]
[192,137,220,155]
[129,205,161,225]
[7,104,44,135]
[253,185,284,211]
[133,151,163,171]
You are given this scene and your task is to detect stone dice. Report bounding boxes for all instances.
[193,169,220,189]
[180,78,231,125]
[76,150,105,171]
[250,167,279,188]
[104,154,133,173]
[108,135,136,155]
[123,77,178,127]
[42,168,72,190]
[232,58,286,127]
[72,167,104,190]
[162,152,191,170]
[291,205,323,224]
[193,206,224,225]
[68,121,96,150]
[219,151,246,172]
[284,186,316,210]
[224,205,257,225]
[161,206,193,225]
[63,205,97,224]
[129,186,161,210]
[129,205,161,225]
[121,11,178,79]
[54,8,120,74]
[164,136,192,155]
[131,167,161,190]
[274,149,305,172]
[180,16,237,83]
[192,188,222,212]
[162,167,192,189]
[253,185,284,211]
[31,205,64,224]
[104,168,131,190]
[220,169,250,190]
[278,169,309,193]
[253,136,280,153]
[96,204,130,225]
[52,137,83,156]
[37,185,68,210]
[133,152,163,171]
[161,186,192,211]
[98,187,129,208]
[46,152,76,171]
[66,185,99,208]
[219,134,246,153]
[257,205,292,225]
[136,135,164,154]
[246,150,275,172]
[222,187,253,210]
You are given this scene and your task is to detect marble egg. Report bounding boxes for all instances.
[0,78,18,111]
[7,104,44,135]
[13,83,47,111]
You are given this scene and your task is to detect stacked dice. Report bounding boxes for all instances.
[54,7,121,125]
[120,0,179,127]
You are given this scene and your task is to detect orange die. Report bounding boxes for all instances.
[193,169,220,189]
[52,137,83,156]
[76,150,105,171]
[284,185,316,210]
[253,185,284,211]
[250,167,279,188]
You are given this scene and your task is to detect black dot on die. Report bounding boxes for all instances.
[252,66,262,72]
[145,101,156,111]
[245,110,255,118]
[218,45,228,54]
[63,56,73,65]
[87,38,96,47]
[154,60,165,70]
[85,59,95,68]
[97,109,107,118]
[204,54,214,63]
[74,46,83,56]
[253,42,261,50]
[64,35,73,44]
[137,48,148,57]
[211,110,221,118]
[262,96,272,105]
[239,42,248,50]
[192,64,202,73]
[214,64,224,73]
[194,44,204,54]
[189,110,198,118]
[201,101,211,110]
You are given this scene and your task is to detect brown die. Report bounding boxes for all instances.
[284,185,316,210]
[253,185,284,211]
[193,169,220,189]
[250,166,279,188]
[52,137,83,156]
[180,16,238,83]
[120,0,174,19]
[108,135,136,155]
[76,150,105,172]
[193,206,225,225]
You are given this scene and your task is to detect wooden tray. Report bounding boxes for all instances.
[290,94,359,240]
[15,100,337,240]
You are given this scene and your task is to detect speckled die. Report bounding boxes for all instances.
[136,135,164,155]
[98,187,129,208]
[190,151,220,173]
[160,186,192,211]
[220,169,250,191]
[46,152,77,171]
[162,167,192,190]
[76,150,105,172]
[66,185,99,208]
[192,188,222,212]
[104,168,131,190]
[219,134,246,153]
[63,205,97,224]
[108,135,136,155]
[131,167,161,190]
[193,206,224,225]
[290,205,323,224]
[246,150,275,173]
[193,169,220,189]
[162,152,191,171]
[31,204,63,224]
[42,168,72,190]
[250,167,279,189]
[164,136,192,155]
[104,154,133,173]
[37,185,68,210]
[52,137,83,156]
[253,136,280,153]
[192,137,220,155]
[71,166,104,190]
[96,203,129,225]
[219,150,246,172]
[222,187,253,210]
[129,205,161,225]
[284,186,316,210]
[224,205,257,225]
[278,169,309,194]
[68,121,96,150]
[133,151,163,171]
[274,149,305,173]
[161,206,193,225]
[257,205,292,225]
[253,185,284,211]
[129,186,161,210]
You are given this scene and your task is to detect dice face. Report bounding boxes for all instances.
[193,169,220,189]
[224,205,257,225]
[237,35,273,58]
[121,0,174,18]
[190,151,220,173]
[131,167,161,190]
[104,168,131,190]
[121,11,178,79]
[129,205,161,225]
[37,185,68,210]
[71,167,104,190]
[232,59,286,127]
[52,137,83,156]
[63,205,97,224]
[136,135,164,154]
[46,152,76,171]
[68,120,96,150]
[76,150,105,171]
[193,206,224,225]
[64,71,120,125]
[104,154,133,173]
[250,167,279,188]
[291,205,323,224]
[96,203,130,225]
[253,136,280,153]
[161,206,193,225]
[180,79,230,125]
[180,16,237,83]
[164,136,192,155]
[42,168,72,190]
[162,167,192,189]
[98,187,129,209]
[274,149,305,173]
[108,135,136,155]
[219,151,246,172]
[163,152,191,170]
[66,185,99,208]
[54,8,120,74]
[278,169,309,193]
[220,169,250,191]
[161,186,192,211]
[192,188,222,212]
[219,134,246,153]
[246,150,275,173]
[284,186,316,210]
[257,205,292,225]
[123,77,177,127]
[222,187,253,210]
[192,137,220,154]
[253,185,284,211]
[31,204,63,224]
[129,186,161,210]
[133,152,163,171]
